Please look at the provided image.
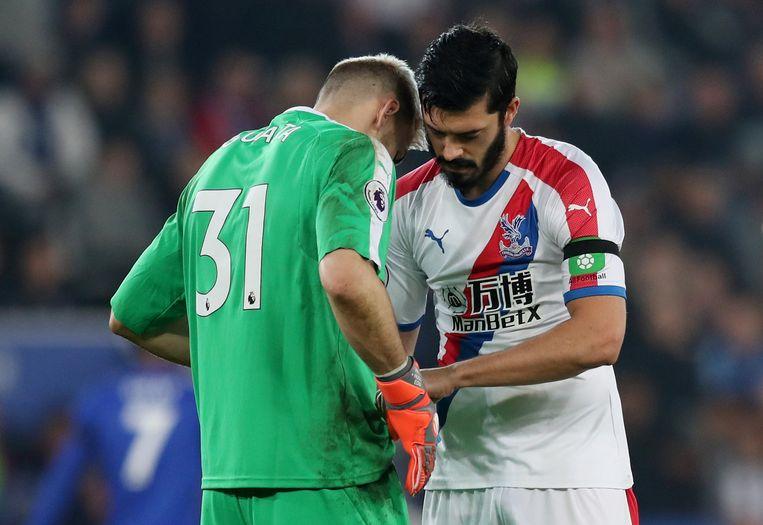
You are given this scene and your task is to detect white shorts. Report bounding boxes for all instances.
[422,487,639,525]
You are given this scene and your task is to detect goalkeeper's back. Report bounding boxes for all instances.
[111,53,427,498]
[182,107,397,489]
[113,106,398,489]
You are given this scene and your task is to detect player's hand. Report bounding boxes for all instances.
[421,366,457,402]
[376,357,438,496]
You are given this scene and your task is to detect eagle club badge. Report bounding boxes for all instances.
[499,213,534,259]
[364,180,389,222]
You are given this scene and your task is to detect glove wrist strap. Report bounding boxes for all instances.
[376,356,413,381]
[375,357,428,407]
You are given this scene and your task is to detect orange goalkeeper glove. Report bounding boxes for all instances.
[376,357,439,496]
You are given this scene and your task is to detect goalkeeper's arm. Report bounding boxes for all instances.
[320,248,437,495]
[319,248,408,375]
[109,312,191,367]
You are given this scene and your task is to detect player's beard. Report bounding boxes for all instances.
[433,121,507,195]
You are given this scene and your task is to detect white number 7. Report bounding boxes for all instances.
[120,402,178,491]
[192,185,268,316]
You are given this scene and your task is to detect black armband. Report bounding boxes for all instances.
[563,238,619,260]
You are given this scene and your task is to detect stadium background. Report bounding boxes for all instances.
[0,0,761,523]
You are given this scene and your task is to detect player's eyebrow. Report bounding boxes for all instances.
[426,123,485,137]
[455,128,484,138]
[425,123,445,135]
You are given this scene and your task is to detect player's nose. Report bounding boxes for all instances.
[441,140,463,162]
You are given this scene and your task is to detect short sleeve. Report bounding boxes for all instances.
[540,155,627,304]
[386,197,428,330]
[111,211,186,334]
[316,135,395,281]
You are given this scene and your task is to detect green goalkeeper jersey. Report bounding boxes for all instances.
[111,107,397,489]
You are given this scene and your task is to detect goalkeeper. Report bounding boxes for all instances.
[109,54,437,524]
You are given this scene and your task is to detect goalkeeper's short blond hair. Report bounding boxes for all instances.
[317,54,427,151]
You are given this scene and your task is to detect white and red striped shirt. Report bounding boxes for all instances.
[387,129,633,490]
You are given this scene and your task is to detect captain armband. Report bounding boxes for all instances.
[562,238,620,276]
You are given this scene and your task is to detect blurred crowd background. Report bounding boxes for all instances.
[0,0,761,524]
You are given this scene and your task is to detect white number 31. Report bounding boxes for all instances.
[192,185,268,316]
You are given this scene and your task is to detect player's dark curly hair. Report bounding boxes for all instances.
[417,24,518,115]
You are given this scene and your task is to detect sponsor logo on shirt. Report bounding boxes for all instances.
[447,270,542,333]
[567,198,592,217]
[425,228,449,254]
[569,253,605,276]
[364,180,389,222]
[569,271,608,289]
[440,286,467,314]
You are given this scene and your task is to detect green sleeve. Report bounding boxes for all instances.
[110,211,186,334]
[315,135,396,281]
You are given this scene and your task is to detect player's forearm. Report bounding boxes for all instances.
[109,312,191,367]
[320,249,408,375]
[131,332,191,367]
[451,323,606,388]
[399,327,420,356]
[449,300,625,388]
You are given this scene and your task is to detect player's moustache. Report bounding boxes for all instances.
[437,157,477,170]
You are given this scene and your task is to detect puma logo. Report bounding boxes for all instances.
[567,198,592,217]
[424,229,449,254]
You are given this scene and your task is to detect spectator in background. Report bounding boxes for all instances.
[0,56,98,212]
[192,50,269,154]
[512,14,569,118]
[339,0,439,58]
[0,187,38,302]
[659,166,734,255]
[570,4,665,118]
[79,48,135,140]
[138,68,195,208]
[743,41,763,121]
[673,64,740,163]
[695,296,762,523]
[563,4,670,171]
[620,232,705,514]
[17,233,68,306]
[336,1,387,57]
[271,55,324,113]
[715,410,763,525]
[0,1,760,523]
[656,0,751,63]
[0,56,100,304]
[139,69,191,167]
[695,295,763,404]
[60,0,111,71]
[26,352,201,525]
[67,138,162,304]
[135,0,186,77]
[699,400,763,525]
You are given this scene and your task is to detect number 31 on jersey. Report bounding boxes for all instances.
[192,185,267,316]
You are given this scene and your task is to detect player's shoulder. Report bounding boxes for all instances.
[312,124,396,185]
[302,121,380,172]
[396,158,441,202]
[512,130,604,187]
[221,107,369,159]
[318,124,374,159]
[286,107,366,147]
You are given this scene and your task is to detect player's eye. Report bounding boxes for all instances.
[428,127,445,138]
